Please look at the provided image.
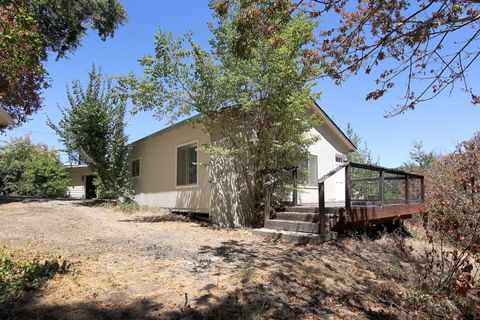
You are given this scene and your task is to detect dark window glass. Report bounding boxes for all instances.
[132,159,141,177]
[177,143,197,186]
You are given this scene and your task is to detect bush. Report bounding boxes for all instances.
[0,254,70,304]
[0,135,68,197]
[422,132,480,297]
[19,149,68,197]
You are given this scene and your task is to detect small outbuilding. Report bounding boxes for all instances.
[65,165,96,199]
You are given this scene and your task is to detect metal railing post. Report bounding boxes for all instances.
[345,164,351,213]
[318,181,325,235]
[421,176,425,202]
[379,169,384,206]
[292,166,298,206]
[405,175,410,204]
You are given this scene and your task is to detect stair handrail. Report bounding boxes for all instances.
[318,162,349,183]
[318,162,350,236]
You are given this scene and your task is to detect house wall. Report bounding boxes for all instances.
[129,114,351,225]
[297,124,351,204]
[208,128,253,227]
[0,106,13,127]
[64,106,352,225]
[65,167,92,199]
[130,122,211,213]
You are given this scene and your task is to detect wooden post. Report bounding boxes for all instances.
[292,166,298,206]
[345,165,351,213]
[318,181,325,235]
[379,169,384,206]
[420,176,425,202]
[405,175,410,204]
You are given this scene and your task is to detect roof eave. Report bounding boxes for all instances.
[0,107,13,127]
[311,101,357,152]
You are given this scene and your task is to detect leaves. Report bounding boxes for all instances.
[422,132,480,296]
[0,0,127,129]
[125,0,321,222]
[0,135,68,197]
[221,0,480,114]
[48,67,133,201]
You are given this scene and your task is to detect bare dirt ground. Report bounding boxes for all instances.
[0,199,425,319]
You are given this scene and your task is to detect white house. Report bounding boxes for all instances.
[66,103,356,227]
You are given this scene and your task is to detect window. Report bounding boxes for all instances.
[131,158,141,178]
[298,154,318,186]
[176,143,197,186]
[335,154,345,164]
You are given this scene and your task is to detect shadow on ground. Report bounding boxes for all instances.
[0,298,164,320]
[118,213,192,223]
[0,196,78,205]
[0,236,409,320]
[191,238,408,319]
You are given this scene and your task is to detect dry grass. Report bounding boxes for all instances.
[0,199,476,319]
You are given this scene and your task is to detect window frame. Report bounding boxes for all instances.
[131,157,141,179]
[175,140,199,188]
[298,153,318,188]
[335,153,346,165]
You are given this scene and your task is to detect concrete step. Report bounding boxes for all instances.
[285,206,344,214]
[276,212,319,222]
[253,228,338,244]
[286,206,318,213]
[275,212,342,224]
[265,219,319,233]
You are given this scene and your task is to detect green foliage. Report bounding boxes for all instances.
[19,148,68,197]
[401,141,437,173]
[49,67,133,201]
[0,0,127,128]
[345,123,376,165]
[0,135,68,197]
[0,252,69,304]
[121,0,321,223]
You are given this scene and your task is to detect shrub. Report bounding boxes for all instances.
[420,132,480,299]
[19,149,68,197]
[0,135,68,197]
[0,254,70,304]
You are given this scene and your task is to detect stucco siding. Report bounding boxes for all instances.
[130,122,211,213]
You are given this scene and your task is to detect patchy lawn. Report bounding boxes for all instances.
[0,199,444,319]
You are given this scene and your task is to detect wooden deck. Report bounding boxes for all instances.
[260,162,425,241]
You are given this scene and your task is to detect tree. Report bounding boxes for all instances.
[401,141,437,173]
[48,67,132,201]
[0,135,68,197]
[345,123,376,164]
[0,0,127,129]
[214,0,480,115]
[121,0,320,224]
[19,147,68,197]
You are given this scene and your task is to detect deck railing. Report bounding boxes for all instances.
[318,161,424,234]
[346,162,424,206]
[263,161,425,230]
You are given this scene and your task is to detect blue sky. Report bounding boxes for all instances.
[3,0,479,167]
